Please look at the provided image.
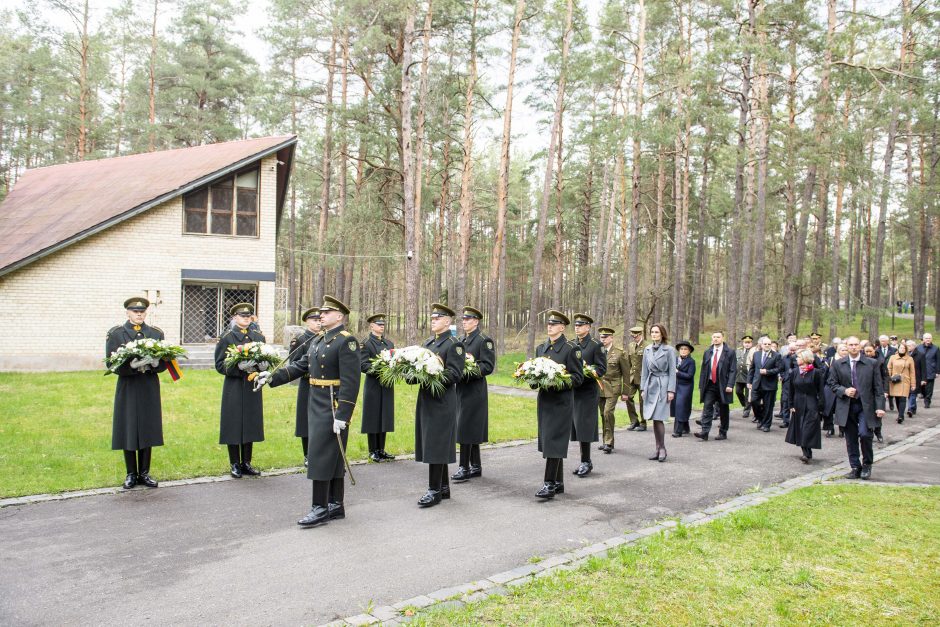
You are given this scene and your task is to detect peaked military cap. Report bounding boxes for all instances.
[573,313,594,325]
[462,306,483,319]
[597,327,615,336]
[230,302,254,316]
[301,307,320,321]
[431,303,456,317]
[675,339,695,352]
[367,313,388,324]
[740,334,754,341]
[319,294,350,315]
[809,332,822,339]
[546,310,570,326]
[124,296,150,311]
[629,325,644,334]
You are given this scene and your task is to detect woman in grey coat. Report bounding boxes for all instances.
[640,323,677,462]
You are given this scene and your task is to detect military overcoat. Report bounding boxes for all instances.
[289,329,320,437]
[571,334,606,442]
[535,335,585,458]
[414,334,465,464]
[215,326,267,445]
[360,334,396,434]
[456,329,496,444]
[107,321,167,451]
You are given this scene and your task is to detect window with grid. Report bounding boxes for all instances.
[183,167,259,237]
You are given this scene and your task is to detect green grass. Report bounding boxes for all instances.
[415,484,940,625]
[0,369,632,498]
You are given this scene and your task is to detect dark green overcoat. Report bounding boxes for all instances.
[360,334,395,434]
[215,327,266,445]
[535,335,584,458]
[571,335,606,443]
[456,329,496,444]
[107,321,167,451]
[413,334,465,464]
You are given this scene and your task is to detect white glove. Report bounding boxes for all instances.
[251,371,271,391]
[237,359,257,372]
[258,360,270,371]
[149,357,161,367]
[129,357,146,369]
[333,419,347,434]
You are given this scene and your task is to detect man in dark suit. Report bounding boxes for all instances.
[913,333,938,408]
[695,331,737,441]
[748,336,783,432]
[828,336,886,480]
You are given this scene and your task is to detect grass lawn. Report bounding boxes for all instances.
[0,370,633,498]
[415,484,940,625]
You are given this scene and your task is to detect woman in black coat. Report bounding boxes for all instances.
[785,349,826,463]
[670,341,696,437]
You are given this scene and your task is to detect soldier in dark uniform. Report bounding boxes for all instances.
[259,295,361,527]
[625,326,647,431]
[570,313,606,477]
[290,308,322,466]
[360,313,395,462]
[535,310,585,499]
[106,296,167,489]
[214,302,266,478]
[410,303,465,508]
[452,306,496,482]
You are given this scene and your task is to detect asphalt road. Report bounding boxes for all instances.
[2,405,937,626]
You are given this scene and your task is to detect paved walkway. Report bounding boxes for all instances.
[1,407,937,626]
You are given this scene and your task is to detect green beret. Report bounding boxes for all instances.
[431,302,456,317]
[230,302,254,316]
[320,294,350,315]
[301,307,320,321]
[367,313,387,324]
[124,297,150,311]
[546,310,570,326]
[597,327,615,335]
[573,313,594,325]
[462,306,483,320]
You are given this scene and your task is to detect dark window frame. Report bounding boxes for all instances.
[182,166,260,238]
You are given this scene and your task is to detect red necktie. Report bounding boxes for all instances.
[711,350,718,383]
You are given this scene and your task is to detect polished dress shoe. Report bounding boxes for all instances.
[844,468,861,479]
[122,473,137,489]
[636,424,648,431]
[627,424,638,431]
[369,451,383,463]
[742,410,751,419]
[441,484,451,500]
[761,427,770,432]
[298,506,330,527]
[451,466,472,482]
[694,432,709,441]
[469,465,482,478]
[418,489,442,508]
[380,450,396,460]
[597,443,607,450]
[715,433,727,441]
[799,455,809,464]
[553,481,564,494]
[535,482,556,499]
[671,432,683,438]
[328,502,345,519]
[603,445,613,454]
[751,417,759,423]
[907,410,913,418]
[860,465,872,480]
[575,462,593,477]
[137,472,158,488]
[230,463,243,479]
[779,423,789,428]
[241,462,261,476]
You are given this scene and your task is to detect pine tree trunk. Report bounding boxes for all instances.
[455,0,479,309]
[624,0,645,343]
[315,34,337,305]
[400,10,419,344]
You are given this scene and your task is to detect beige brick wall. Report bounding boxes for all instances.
[0,156,280,371]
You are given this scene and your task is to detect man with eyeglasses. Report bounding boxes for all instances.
[360,313,396,463]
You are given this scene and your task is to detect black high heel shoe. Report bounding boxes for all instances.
[658,449,667,462]
[648,450,660,461]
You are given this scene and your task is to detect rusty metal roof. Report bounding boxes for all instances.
[0,135,296,276]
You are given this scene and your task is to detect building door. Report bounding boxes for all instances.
[181,283,257,343]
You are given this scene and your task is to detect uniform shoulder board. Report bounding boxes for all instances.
[106,325,121,338]
[151,326,164,335]
[340,330,351,337]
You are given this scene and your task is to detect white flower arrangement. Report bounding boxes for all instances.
[512,356,573,391]
[105,339,187,374]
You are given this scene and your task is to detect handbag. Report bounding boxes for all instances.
[890,374,902,383]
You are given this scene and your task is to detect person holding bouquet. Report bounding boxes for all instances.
[214,302,267,478]
[570,313,606,477]
[532,310,584,499]
[453,306,496,482]
[360,313,396,463]
[106,296,167,489]
[258,296,361,527]
[407,303,465,508]
[291,308,322,466]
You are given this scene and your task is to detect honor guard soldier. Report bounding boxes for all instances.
[107,297,167,489]
[360,313,395,462]
[625,325,647,430]
[410,303,465,508]
[258,295,361,527]
[535,310,585,499]
[597,327,627,453]
[215,302,267,478]
[291,308,322,466]
[571,314,606,476]
[453,306,496,482]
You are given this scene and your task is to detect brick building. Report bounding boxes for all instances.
[0,136,296,371]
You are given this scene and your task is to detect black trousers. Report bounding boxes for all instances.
[843,400,874,469]
[227,443,253,464]
[428,464,450,491]
[367,432,389,453]
[701,382,730,435]
[779,378,790,418]
[311,477,345,506]
[735,381,750,410]
[925,379,935,405]
[544,458,563,483]
[123,448,152,474]
[757,389,777,429]
[459,443,482,468]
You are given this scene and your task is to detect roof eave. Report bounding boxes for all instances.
[0,136,298,278]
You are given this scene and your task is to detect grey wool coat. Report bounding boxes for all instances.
[640,343,678,421]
